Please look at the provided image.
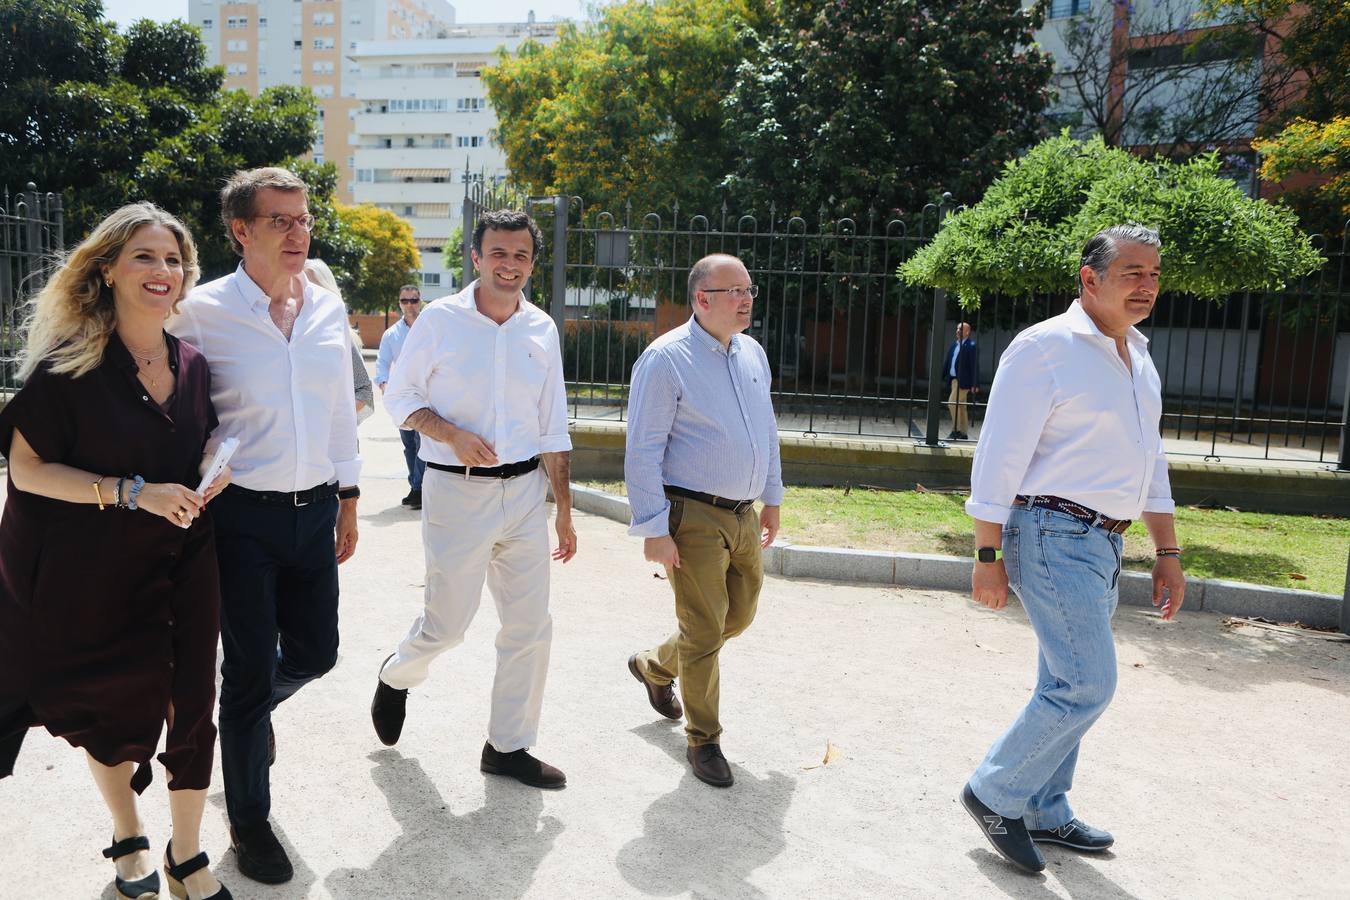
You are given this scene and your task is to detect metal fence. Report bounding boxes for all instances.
[464,185,1349,469]
[0,185,64,390]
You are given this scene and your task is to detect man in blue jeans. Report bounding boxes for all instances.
[962,224,1186,874]
[375,284,426,509]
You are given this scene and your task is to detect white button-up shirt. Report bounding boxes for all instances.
[383,280,571,465]
[966,300,1174,525]
[625,315,784,538]
[169,264,361,492]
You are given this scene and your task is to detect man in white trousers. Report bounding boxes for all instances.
[371,208,577,788]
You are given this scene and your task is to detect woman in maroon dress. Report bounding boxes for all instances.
[0,204,232,899]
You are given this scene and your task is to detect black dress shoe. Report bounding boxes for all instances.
[371,653,408,746]
[628,654,682,720]
[480,742,567,789]
[229,821,292,885]
[687,743,733,787]
[1029,818,1115,851]
[960,783,1045,874]
[407,489,422,510]
[400,491,415,506]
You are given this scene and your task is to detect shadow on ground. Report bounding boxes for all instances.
[615,721,796,899]
[325,750,563,899]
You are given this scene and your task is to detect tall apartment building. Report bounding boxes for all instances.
[189,0,456,203]
[350,19,563,292]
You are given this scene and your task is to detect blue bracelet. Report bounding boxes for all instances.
[126,475,146,510]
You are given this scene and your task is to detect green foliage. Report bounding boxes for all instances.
[294,160,367,296]
[722,0,1054,218]
[337,203,421,314]
[483,0,766,217]
[0,1,328,277]
[899,133,1325,305]
[563,324,651,385]
[439,224,464,287]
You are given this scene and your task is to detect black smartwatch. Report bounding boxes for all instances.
[976,547,1002,563]
[338,486,361,500]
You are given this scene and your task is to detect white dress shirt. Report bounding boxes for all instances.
[169,264,361,492]
[966,300,1174,525]
[383,280,571,465]
[374,317,411,387]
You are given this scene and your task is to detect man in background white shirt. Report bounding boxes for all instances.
[958,224,1186,874]
[371,209,576,789]
[170,167,361,885]
[374,283,425,509]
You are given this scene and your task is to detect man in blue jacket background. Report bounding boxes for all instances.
[944,322,980,439]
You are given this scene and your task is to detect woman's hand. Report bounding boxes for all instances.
[136,482,204,528]
[202,465,231,504]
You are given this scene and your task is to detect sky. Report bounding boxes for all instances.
[100,0,590,29]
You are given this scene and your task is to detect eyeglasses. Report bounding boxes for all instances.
[701,284,759,299]
[398,297,421,304]
[252,213,316,233]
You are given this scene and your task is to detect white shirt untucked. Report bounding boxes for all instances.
[966,300,1175,525]
[382,280,572,466]
[169,264,361,492]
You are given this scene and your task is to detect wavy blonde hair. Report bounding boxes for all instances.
[19,203,200,380]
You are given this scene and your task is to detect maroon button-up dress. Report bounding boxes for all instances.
[0,332,221,792]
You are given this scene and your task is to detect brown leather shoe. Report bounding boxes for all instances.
[628,654,682,720]
[480,742,566,789]
[687,743,734,787]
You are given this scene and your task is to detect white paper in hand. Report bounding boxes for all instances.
[196,437,240,495]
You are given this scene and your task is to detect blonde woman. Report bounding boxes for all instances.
[0,204,232,899]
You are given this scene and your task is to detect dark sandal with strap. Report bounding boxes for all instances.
[165,839,233,900]
[102,835,161,900]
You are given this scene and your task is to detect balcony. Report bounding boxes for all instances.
[353,147,460,169]
[352,181,460,205]
[352,111,457,135]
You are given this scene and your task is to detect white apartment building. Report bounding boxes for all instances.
[350,18,562,292]
[189,0,456,202]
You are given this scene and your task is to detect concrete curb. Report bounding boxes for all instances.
[570,484,1343,629]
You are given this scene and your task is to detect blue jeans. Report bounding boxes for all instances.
[968,505,1123,830]
[400,428,425,491]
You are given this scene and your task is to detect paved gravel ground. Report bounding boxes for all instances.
[1,396,1347,899]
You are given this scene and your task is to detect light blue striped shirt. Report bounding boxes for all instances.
[625,315,784,537]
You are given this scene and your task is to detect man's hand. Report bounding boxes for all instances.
[335,497,359,564]
[1152,555,1185,621]
[971,560,1009,611]
[760,504,780,548]
[645,535,680,568]
[553,509,577,562]
[378,382,386,395]
[448,428,498,467]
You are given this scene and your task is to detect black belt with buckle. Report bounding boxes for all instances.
[664,485,756,514]
[427,457,540,479]
[226,481,339,508]
[1014,495,1132,534]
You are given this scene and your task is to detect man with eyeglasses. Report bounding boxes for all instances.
[624,253,783,788]
[169,166,360,886]
[375,285,425,509]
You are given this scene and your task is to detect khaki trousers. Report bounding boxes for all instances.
[948,381,970,433]
[636,497,763,747]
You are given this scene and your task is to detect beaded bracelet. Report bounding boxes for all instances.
[1155,547,1182,558]
[115,476,126,509]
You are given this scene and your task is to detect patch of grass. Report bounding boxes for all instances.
[579,481,1349,594]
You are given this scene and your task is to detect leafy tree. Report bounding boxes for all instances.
[439,224,464,288]
[721,0,1054,218]
[899,133,1324,306]
[337,203,421,314]
[1252,117,1350,234]
[0,1,330,275]
[294,160,368,296]
[483,0,767,217]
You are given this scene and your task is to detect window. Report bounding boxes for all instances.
[420,272,441,287]
[350,14,363,24]
[315,85,334,98]
[357,169,374,182]
[201,18,214,28]
[258,16,267,28]
[347,181,355,193]
[291,64,301,75]
[312,12,335,26]
[347,156,355,167]
[312,38,335,50]
[258,65,268,75]
[293,40,302,50]
[455,135,484,148]
[405,137,415,147]
[388,99,448,113]
[431,138,447,148]
[312,61,335,74]
[226,63,249,75]
[314,154,325,164]
[403,206,415,216]
[1048,0,1089,17]
[315,134,325,147]
[456,98,485,113]
[226,39,248,52]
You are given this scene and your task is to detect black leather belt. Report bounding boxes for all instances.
[226,481,339,508]
[665,485,756,514]
[427,457,540,479]
[1014,495,1132,535]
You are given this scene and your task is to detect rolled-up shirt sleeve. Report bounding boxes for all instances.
[1143,443,1176,514]
[965,337,1056,525]
[537,322,572,453]
[384,313,437,430]
[625,351,678,537]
